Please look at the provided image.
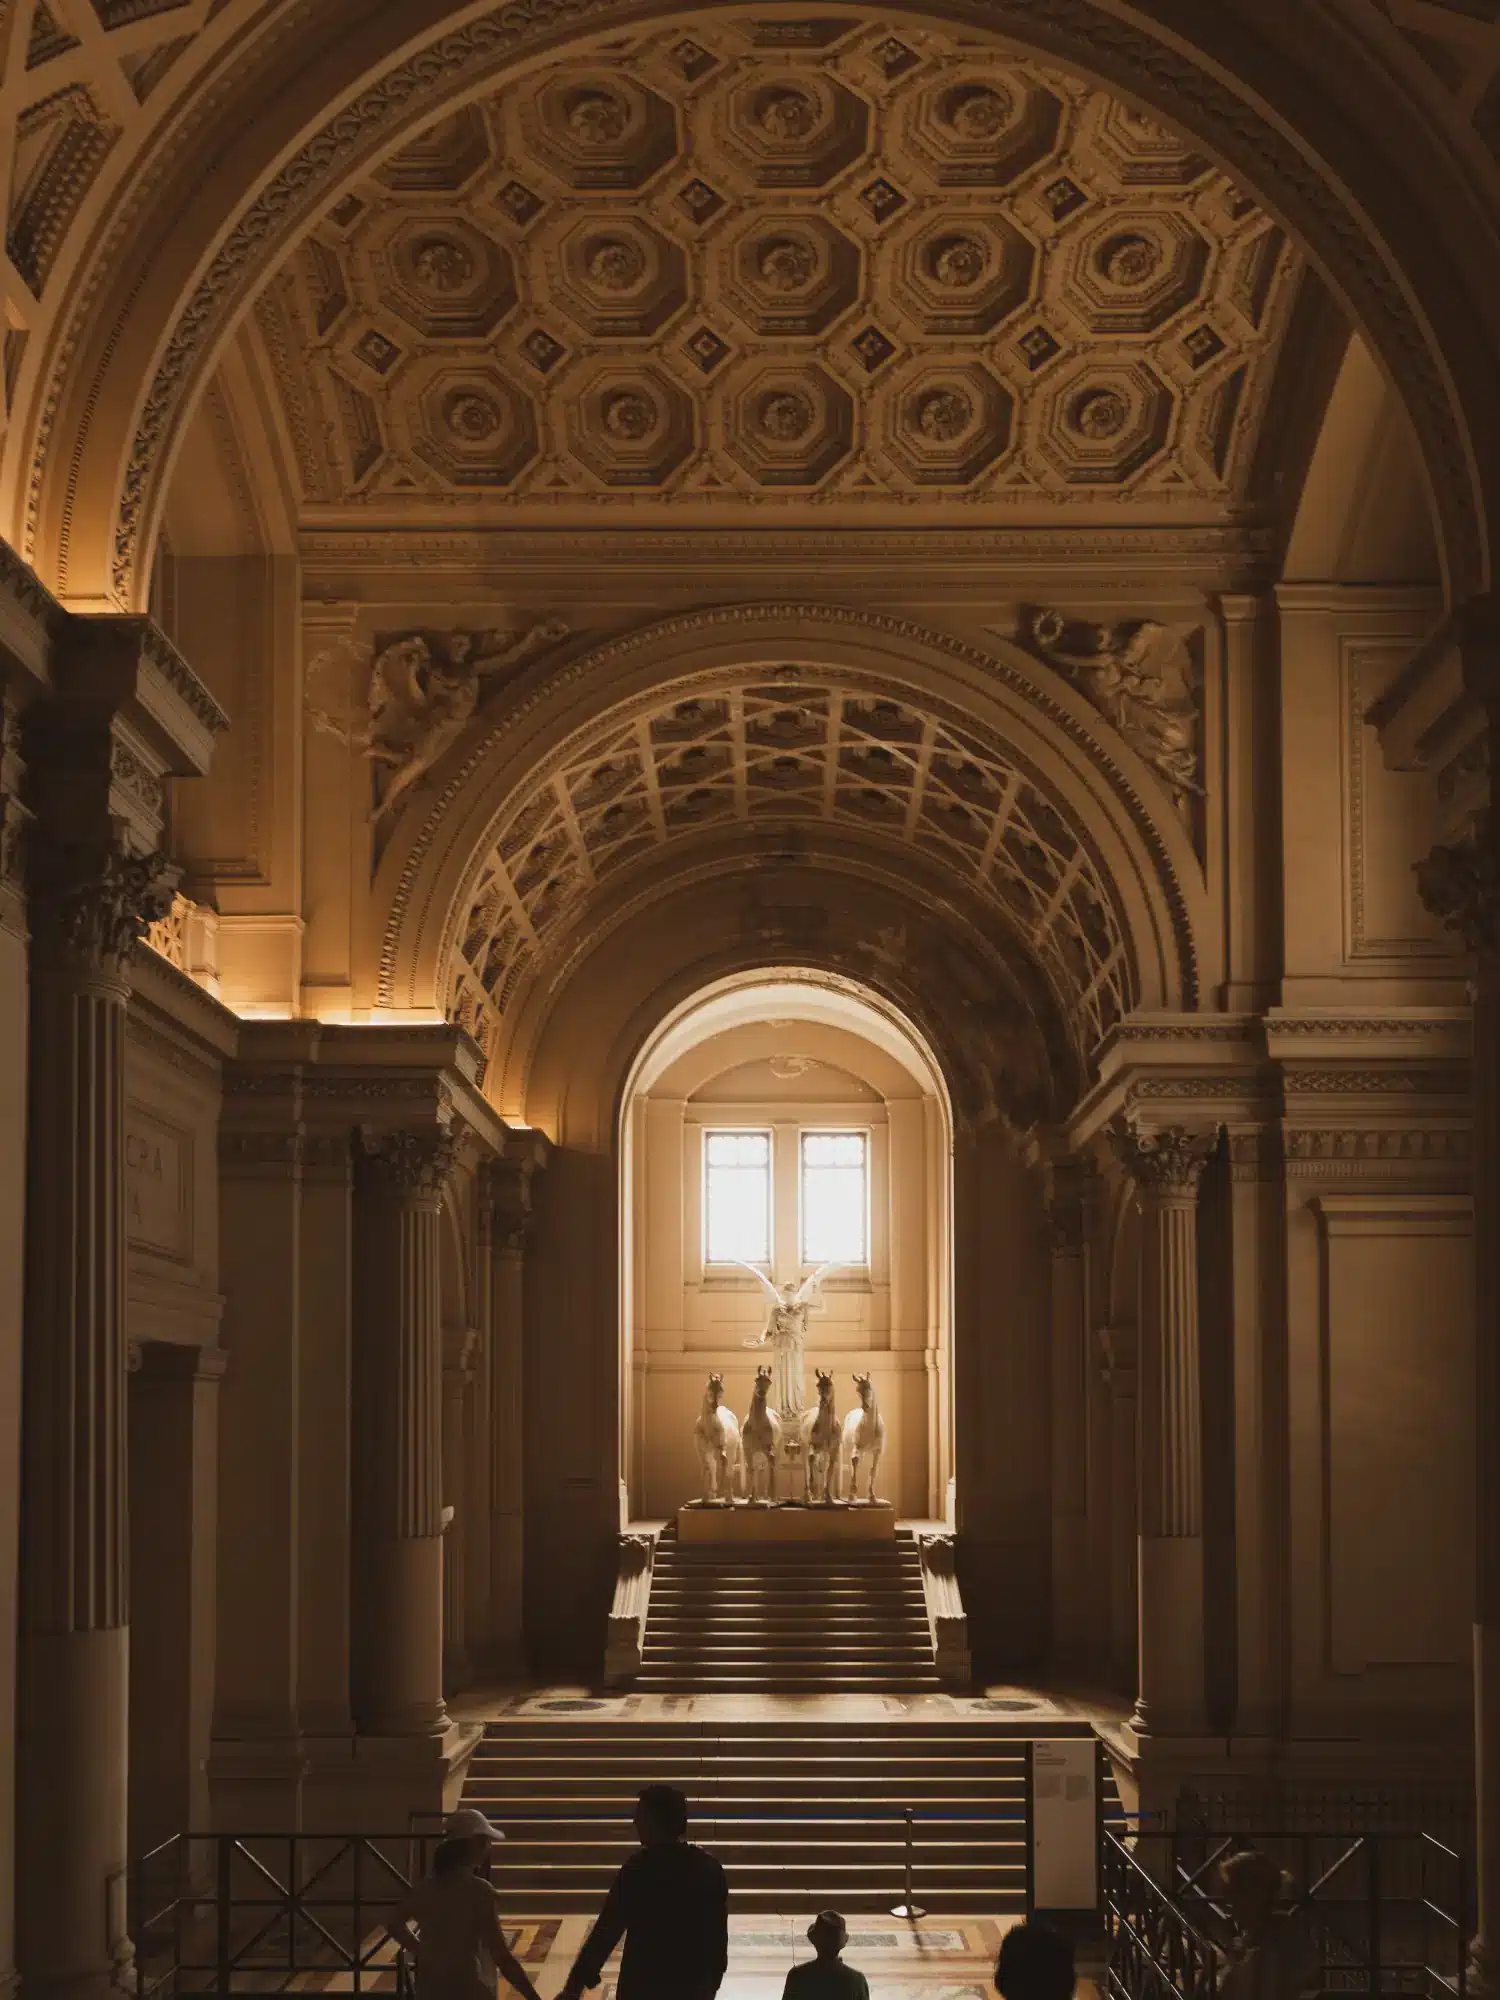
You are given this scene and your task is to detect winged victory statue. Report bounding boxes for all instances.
[736,1262,840,1422]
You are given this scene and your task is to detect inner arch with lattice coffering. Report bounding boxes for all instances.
[381,608,1205,1126]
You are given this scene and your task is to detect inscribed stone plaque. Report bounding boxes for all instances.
[125,1108,190,1258]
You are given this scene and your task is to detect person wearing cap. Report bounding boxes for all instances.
[560,1783,728,2000]
[783,1912,869,2000]
[1215,1848,1316,2000]
[388,1807,544,2000]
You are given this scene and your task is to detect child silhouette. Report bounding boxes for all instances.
[783,1912,869,2000]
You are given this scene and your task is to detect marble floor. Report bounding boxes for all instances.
[450,1681,1132,1739]
[493,1910,1105,2000]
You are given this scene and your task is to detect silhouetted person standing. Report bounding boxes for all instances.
[783,1911,869,2000]
[561,1783,729,2000]
[995,1922,1076,2000]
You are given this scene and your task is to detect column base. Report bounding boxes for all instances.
[17,1629,130,2000]
[1136,1533,1206,1737]
[300,1722,484,1838]
[207,1734,310,1831]
[19,1971,134,2000]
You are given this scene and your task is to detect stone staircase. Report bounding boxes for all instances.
[634,1527,943,1693]
[463,1719,1051,1913]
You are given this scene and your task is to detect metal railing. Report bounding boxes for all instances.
[131,1833,437,1997]
[1104,1831,1222,2000]
[132,1759,1044,1992]
[1105,1829,1469,2000]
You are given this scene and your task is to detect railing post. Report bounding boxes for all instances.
[1368,1836,1382,2000]
[890,1806,926,1922]
[1025,1740,1036,1919]
[216,1839,232,1999]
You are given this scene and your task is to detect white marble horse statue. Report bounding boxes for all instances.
[803,1368,842,1504]
[742,1365,783,1504]
[842,1372,886,1503]
[693,1372,743,1504]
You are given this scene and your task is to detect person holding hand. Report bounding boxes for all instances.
[560,1784,728,2000]
[388,1808,544,2000]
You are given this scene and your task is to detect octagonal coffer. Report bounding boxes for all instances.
[566,364,697,486]
[1087,99,1212,187]
[373,217,518,340]
[883,362,1015,485]
[552,216,689,338]
[376,107,492,193]
[411,364,539,487]
[1060,214,1210,334]
[1037,360,1173,484]
[888,212,1037,336]
[720,213,862,337]
[903,72,1064,186]
[722,363,853,487]
[522,73,679,190]
[714,68,872,188]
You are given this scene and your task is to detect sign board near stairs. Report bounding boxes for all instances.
[1032,1737,1099,1911]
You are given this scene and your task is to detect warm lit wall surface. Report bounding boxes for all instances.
[9,3,1500,1985]
[628,1018,942,1518]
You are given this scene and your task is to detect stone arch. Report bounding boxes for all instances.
[372,604,1207,1117]
[18,1,1499,607]
[514,881,1057,1666]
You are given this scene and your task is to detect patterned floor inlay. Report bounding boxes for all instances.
[515,1912,1051,1997]
[298,1912,1102,1996]
[449,1680,1124,1730]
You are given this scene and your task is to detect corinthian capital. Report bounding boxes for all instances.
[358,1126,458,1202]
[1416,836,1500,958]
[31,836,179,973]
[1110,1120,1217,1195]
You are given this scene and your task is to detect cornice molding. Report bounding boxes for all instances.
[297,525,1281,578]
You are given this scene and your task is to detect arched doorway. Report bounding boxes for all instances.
[618,970,956,1525]
[394,614,1194,1673]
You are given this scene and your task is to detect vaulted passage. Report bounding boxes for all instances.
[3,0,1500,1994]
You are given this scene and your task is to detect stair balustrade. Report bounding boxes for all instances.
[1104,1828,1469,2000]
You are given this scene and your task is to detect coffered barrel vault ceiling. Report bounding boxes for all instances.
[446,673,1134,1081]
[252,13,1305,525]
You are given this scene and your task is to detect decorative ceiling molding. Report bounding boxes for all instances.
[9,0,1477,607]
[248,19,1302,528]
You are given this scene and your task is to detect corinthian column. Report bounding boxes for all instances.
[352,1126,456,1737]
[1418,836,1500,1986]
[1111,1121,1216,1739]
[20,837,177,2000]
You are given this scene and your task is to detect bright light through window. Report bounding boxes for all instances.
[705,1130,771,1266]
[801,1131,868,1266]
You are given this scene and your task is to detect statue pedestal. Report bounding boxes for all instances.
[678,1502,895,1544]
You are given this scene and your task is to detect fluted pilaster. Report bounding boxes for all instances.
[480,1140,545,1672]
[352,1125,456,1737]
[20,835,176,2000]
[441,1328,478,1685]
[1048,1161,1094,1658]
[1111,1121,1216,1738]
